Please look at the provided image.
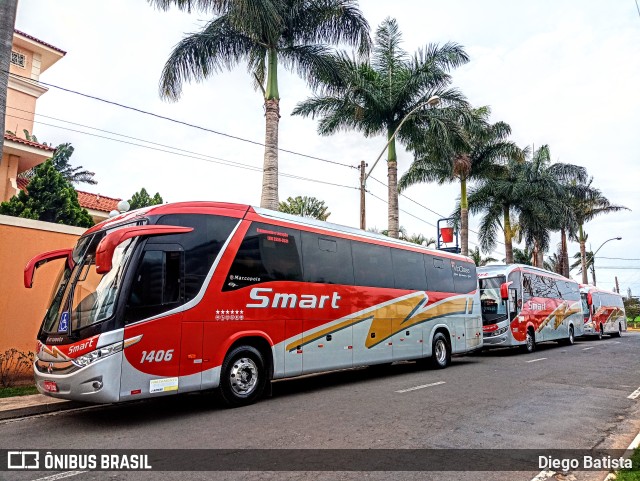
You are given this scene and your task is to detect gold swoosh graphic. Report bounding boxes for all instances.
[285,293,472,352]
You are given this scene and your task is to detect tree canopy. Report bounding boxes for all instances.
[128,188,164,210]
[0,160,94,228]
[278,195,330,221]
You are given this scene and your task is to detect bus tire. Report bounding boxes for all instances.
[612,323,622,338]
[430,332,451,369]
[597,325,603,340]
[219,345,266,408]
[523,328,536,353]
[565,325,575,346]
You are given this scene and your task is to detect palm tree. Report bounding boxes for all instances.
[149,0,371,210]
[399,106,521,256]
[278,195,330,220]
[571,250,595,285]
[293,17,469,238]
[568,181,629,284]
[511,246,534,265]
[469,246,497,266]
[544,251,562,274]
[518,149,588,270]
[0,0,19,161]
[18,142,97,186]
[466,157,526,264]
[405,233,436,247]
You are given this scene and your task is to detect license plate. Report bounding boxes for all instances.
[43,380,58,392]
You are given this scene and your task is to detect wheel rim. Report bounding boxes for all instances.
[569,327,574,344]
[229,357,258,396]
[526,332,534,351]
[435,339,447,364]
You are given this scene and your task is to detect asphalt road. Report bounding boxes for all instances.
[1,332,639,481]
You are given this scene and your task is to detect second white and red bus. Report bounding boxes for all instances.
[478,264,584,352]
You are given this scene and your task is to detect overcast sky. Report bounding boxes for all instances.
[12,0,640,294]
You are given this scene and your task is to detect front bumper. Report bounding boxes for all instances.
[34,351,122,403]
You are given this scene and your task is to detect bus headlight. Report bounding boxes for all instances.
[72,342,123,368]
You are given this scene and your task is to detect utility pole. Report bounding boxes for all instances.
[359,160,367,230]
[615,276,620,294]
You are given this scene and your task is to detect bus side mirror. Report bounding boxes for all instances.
[24,249,73,288]
[95,225,193,274]
[587,292,592,306]
[500,282,511,300]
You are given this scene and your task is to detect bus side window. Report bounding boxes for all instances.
[301,232,354,285]
[392,249,427,291]
[451,260,477,294]
[223,223,302,291]
[352,242,393,289]
[424,255,455,293]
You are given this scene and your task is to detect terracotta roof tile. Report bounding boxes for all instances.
[4,133,56,151]
[16,178,121,213]
[14,29,66,55]
[76,191,121,213]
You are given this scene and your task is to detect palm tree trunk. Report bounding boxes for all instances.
[260,48,280,211]
[387,128,399,239]
[460,178,468,257]
[579,224,588,285]
[560,227,569,277]
[0,0,19,162]
[536,241,544,268]
[503,205,514,264]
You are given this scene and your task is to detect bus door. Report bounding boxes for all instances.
[120,242,186,399]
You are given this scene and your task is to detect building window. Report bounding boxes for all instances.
[11,51,26,68]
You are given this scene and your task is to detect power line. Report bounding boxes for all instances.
[368,174,508,248]
[598,256,640,261]
[6,111,359,192]
[365,190,507,260]
[6,70,357,170]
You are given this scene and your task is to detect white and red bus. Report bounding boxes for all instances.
[579,285,626,339]
[27,202,482,407]
[478,264,584,352]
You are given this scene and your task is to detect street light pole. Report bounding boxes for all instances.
[359,95,440,231]
[586,236,622,286]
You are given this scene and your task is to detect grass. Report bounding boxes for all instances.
[616,446,640,481]
[0,385,39,398]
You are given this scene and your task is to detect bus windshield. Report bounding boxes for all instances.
[479,275,507,325]
[41,232,136,334]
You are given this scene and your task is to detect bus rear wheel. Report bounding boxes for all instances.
[612,323,622,338]
[565,325,575,345]
[430,332,451,369]
[523,329,536,353]
[219,345,266,408]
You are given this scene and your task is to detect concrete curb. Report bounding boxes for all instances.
[0,396,85,421]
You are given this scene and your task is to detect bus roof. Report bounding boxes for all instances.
[83,201,473,263]
[579,284,621,296]
[478,264,580,284]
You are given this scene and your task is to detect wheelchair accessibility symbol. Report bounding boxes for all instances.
[59,312,69,332]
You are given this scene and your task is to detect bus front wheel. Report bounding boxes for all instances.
[219,345,266,408]
[430,332,451,369]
